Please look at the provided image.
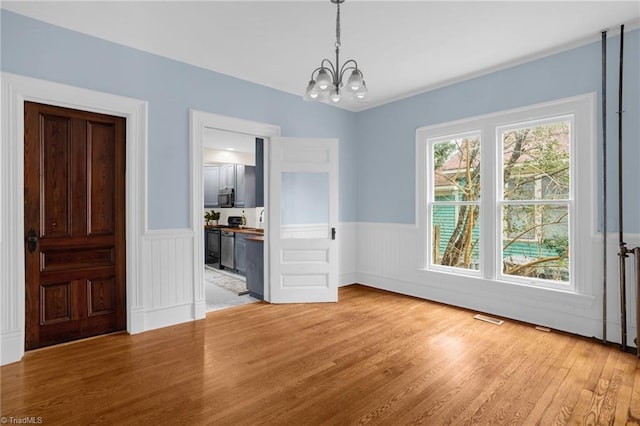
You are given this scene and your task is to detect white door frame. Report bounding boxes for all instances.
[1,72,148,365]
[189,110,280,306]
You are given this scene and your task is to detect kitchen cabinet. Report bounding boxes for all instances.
[219,163,236,190]
[234,232,247,276]
[234,165,255,208]
[214,163,256,208]
[246,239,264,300]
[204,166,220,208]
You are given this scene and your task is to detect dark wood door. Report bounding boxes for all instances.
[24,102,126,350]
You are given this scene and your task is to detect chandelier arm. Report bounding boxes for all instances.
[338,59,361,82]
[309,67,324,80]
[320,59,338,78]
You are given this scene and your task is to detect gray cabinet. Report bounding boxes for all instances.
[214,163,256,208]
[219,163,236,190]
[204,166,220,208]
[246,239,264,300]
[235,232,247,276]
[234,165,255,208]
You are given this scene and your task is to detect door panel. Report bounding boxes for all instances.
[24,102,126,350]
[269,137,338,303]
[42,114,72,238]
[41,282,72,324]
[88,121,116,235]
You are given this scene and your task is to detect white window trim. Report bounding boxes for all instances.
[416,93,596,296]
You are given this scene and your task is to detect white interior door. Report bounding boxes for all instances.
[268,137,338,303]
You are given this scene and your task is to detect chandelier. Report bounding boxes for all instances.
[304,0,367,103]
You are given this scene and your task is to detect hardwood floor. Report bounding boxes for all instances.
[2,285,639,425]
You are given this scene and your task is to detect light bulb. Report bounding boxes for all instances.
[330,89,341,103]
[316,69,332,91]
[347,69,364,91]
[304,80,320,101]
[355,80,368,99]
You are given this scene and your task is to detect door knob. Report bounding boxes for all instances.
[26,228,38,253]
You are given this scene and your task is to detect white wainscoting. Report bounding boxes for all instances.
[355,222,639,348]
[141,229,205,331]
[338,222,358,286]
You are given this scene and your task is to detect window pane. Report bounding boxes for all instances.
[502,122,570,201]
[432,204,480,270]
[502,204,569,283]
[433,137,480,201]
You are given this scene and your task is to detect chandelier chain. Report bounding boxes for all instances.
[335,2,341,48]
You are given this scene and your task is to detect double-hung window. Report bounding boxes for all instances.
[418,94,594,292]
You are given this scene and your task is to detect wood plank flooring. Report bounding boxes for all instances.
[2,285,639,425]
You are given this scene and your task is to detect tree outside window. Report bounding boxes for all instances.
[431,135,480,271]
[500,121,570,282]
[430,120,571,283]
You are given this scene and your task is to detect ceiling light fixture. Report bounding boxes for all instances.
[304,0,367,103]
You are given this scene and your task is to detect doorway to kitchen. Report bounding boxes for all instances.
[190,110,281,313]
[203,127,262,311]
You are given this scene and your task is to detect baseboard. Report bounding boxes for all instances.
[339,272,357,287]
[128,306,145,334]
[143,303,199,332]
[0,329,24,365]
[193,299,207,320]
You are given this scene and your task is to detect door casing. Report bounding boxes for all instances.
[1,72,147,365]
[189,110,280,304]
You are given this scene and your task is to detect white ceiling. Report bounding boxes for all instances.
[3,1,639,112]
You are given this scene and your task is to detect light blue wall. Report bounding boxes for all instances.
[0,10,358,229]
[3,10,638,233]
[356,30,640,232]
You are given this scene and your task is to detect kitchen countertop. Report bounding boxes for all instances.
[205,226,264,236]
[225,227,264,236]
[246,235,264,243]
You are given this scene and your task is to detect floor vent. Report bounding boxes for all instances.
[535,326,551,332]
[473,314,504,325]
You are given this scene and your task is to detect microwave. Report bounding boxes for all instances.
[218,188,234,208]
